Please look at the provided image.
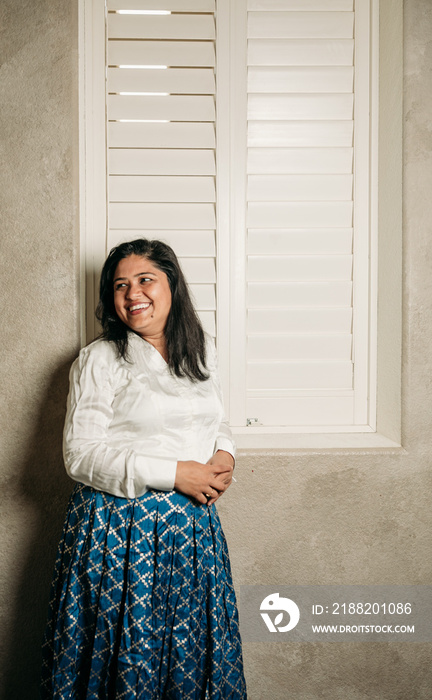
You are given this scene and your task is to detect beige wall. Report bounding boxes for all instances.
[0,0,81,695]
[1,1,431,698]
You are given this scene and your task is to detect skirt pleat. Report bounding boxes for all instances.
[41,484,247,699]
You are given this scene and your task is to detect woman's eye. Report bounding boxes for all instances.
[115,283,126,290]
[140,277,152,283]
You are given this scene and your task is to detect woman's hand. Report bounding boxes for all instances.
[175,456,234,505]
[205,450,235,505]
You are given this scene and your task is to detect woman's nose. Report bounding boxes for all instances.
[126,283,141,299]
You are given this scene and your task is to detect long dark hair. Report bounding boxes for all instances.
[96,238,209,382]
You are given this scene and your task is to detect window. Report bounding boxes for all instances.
[79,0,402,449]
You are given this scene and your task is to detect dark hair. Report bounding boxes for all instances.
[96,238,209,382]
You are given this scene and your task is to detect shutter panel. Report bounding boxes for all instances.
[107,1,216,337]
[83,0,375,435]
[107,0,214,9]
[232,0,371,428]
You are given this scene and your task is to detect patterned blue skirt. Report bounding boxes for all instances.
[41,484,247,699]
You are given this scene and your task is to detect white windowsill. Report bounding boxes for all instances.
[233,429,403,453]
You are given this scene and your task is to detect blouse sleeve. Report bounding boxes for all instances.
[63,342,177,499]
[206,336,236,460]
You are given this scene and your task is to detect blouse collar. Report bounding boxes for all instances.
[127,331,168,370]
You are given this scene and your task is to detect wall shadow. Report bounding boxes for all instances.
[1,356,77,700]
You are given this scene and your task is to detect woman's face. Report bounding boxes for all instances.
[113,254,172,340]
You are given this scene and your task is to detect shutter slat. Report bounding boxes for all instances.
[248,334,352,360]
[248,66,353,93]
[248,147,353,174]
[248,229,353,254]
[197,311,216,337]
[108,14,215,40]
[248,308,352,334]
[108,229,216,256]
[109,202,215,229]
[248,281,352,307]
[108,41,215,67]
[189,284,215,310]
[248,255,352,281]
[109,122,215,148]
[245,396,354,428]
[248,93,353,120]
[108,95,215,122]
[248,12,354,39]
[248,361,352,390]
[109,175,215,202]
[180,257,216,282]
[248,0,353,9]
[109,149,215,175]
[248,120,353,147]
[247,202,353,228]
[108,0,215,9]
[248,39,354,66]
[108,68,215,95]
[248,174,352,201]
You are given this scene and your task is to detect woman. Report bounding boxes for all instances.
[41,239,247,699]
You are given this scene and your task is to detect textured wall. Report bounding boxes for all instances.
[0,0,80,697]
[0,1,431,699]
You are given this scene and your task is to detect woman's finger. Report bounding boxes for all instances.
[209,463,233,475]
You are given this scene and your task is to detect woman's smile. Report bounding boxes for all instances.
[128,302,152,315]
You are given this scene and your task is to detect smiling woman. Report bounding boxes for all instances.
[40,239,247,699]
[96,238,211,382]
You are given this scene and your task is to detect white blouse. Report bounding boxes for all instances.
[63,332,235,499]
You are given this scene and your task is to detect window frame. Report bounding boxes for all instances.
[78,0,403,452]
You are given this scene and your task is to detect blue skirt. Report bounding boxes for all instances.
[41,484,247,699]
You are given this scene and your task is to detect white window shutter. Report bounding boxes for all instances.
[82,0,377,437]
[106,1,217,337]
[219,0,375,430]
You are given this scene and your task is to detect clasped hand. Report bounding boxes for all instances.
[175,451,234,505]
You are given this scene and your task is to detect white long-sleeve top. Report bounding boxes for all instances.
[63,332,235,499]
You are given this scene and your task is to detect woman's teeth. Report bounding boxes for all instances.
[129,303,150,312]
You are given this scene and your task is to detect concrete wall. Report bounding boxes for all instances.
[1,1,431,698]
[0,0,81,696]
